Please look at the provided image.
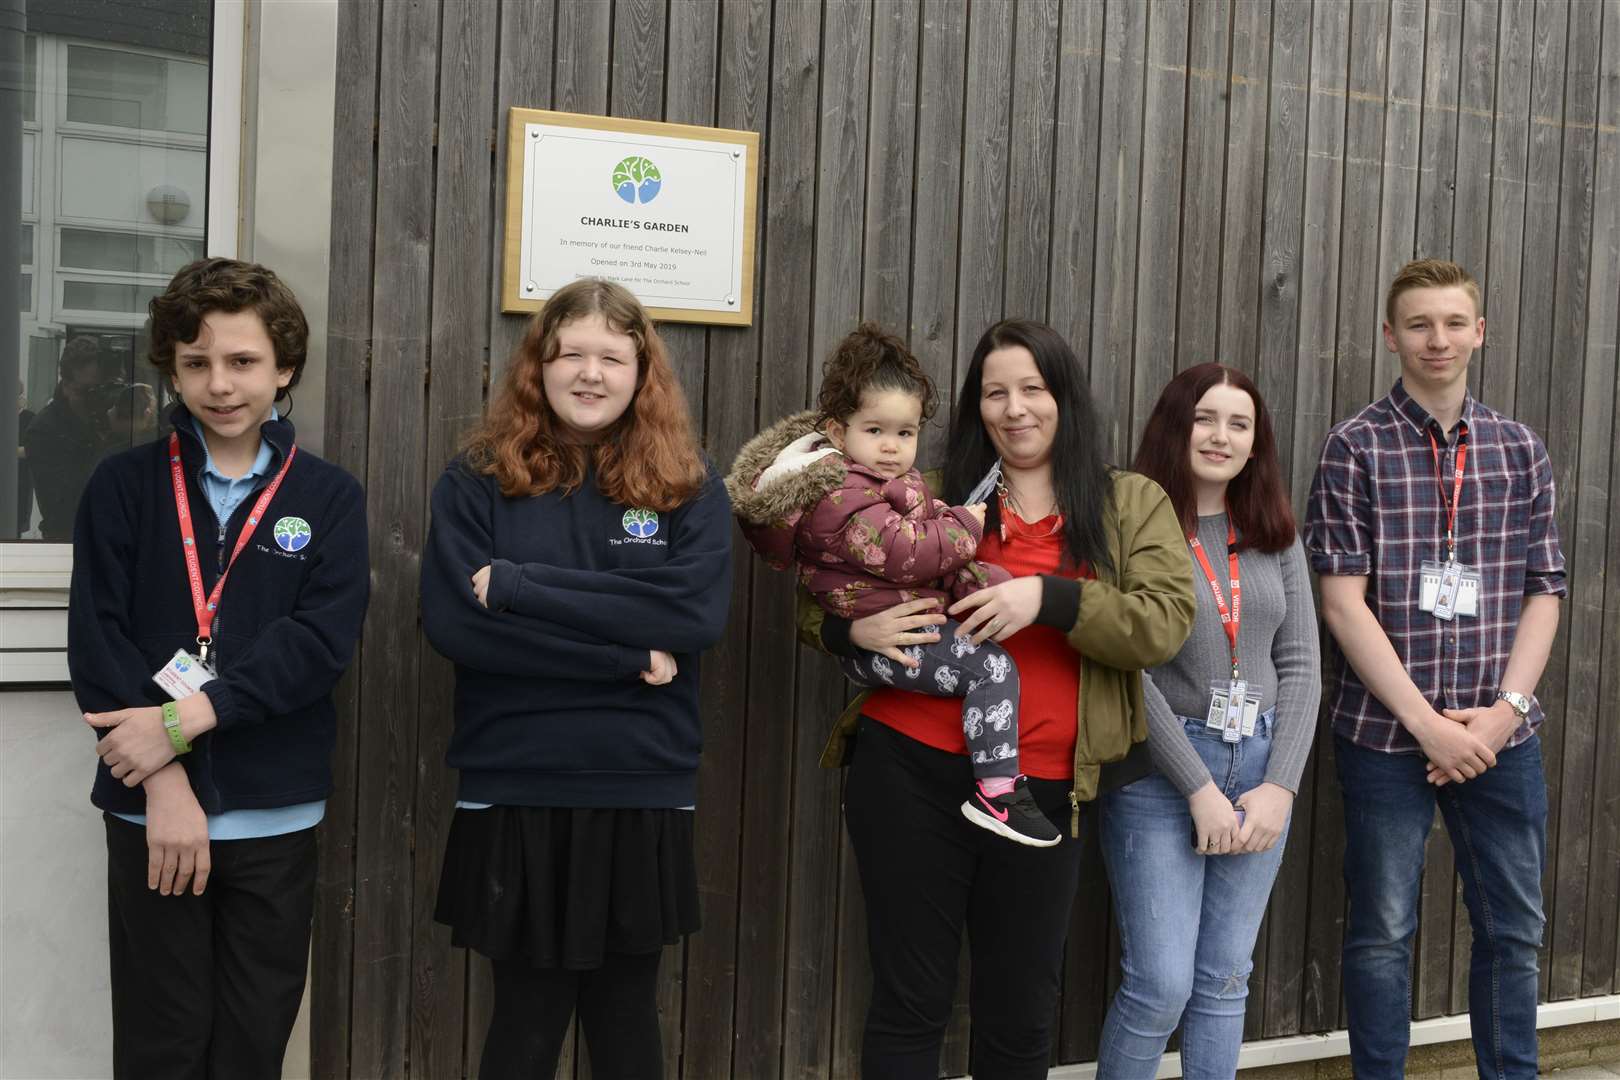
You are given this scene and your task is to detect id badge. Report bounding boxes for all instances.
[1206,680,1246,743]
[1433,560,1463,620]
[1419,560,1445,612]
[152,649,216,701]
[1240,691,1262,736]
[1455,566,1481,617]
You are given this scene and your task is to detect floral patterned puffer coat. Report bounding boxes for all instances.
[725,409,1010,618]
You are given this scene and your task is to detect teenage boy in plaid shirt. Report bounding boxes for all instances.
[1305,259,1565,1080]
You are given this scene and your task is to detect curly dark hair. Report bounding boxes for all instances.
[147,258,309,399]
[816,322,936,425]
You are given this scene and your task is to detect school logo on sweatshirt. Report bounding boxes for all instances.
[273,516,312,552]
[622,508,660,539]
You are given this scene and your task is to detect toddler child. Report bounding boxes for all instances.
[726,323,1059,846]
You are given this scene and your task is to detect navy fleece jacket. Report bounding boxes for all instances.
[68,407,369,815]
[420,457,733,808]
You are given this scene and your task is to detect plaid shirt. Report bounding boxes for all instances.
[1304,380,1566,753]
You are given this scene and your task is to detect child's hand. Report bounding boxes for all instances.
[144,764,210,896]
[471,565,492,608]
[86,706,175,787]
[642,649,678,686]
[966,502,987,527]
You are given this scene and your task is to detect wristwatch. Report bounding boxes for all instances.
[1495,690,1532,720]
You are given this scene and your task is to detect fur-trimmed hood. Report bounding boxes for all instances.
[724,409,850,525]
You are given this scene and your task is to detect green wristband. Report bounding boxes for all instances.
[162,701,191,755]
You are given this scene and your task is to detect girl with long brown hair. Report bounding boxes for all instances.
[420,279,732,1079]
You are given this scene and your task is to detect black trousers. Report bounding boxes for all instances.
[480,950,664,1079]
[104,814,317,1080]
[844,716,1085,1080]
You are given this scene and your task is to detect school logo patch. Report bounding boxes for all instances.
[622,508,660,539]
[273,516,312,552]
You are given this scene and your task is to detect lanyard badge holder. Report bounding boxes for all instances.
[152,432,297,699]
[1190,518,1258,743]
[1420,424,1480,622]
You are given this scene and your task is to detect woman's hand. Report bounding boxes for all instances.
[642,649,678,685]
[144,764,210,896]
[948,577,1043,645]
[1234,782,1293,853]
[86,706,173,787]
[849,597,944,668]
[1188,781,1242,855]
[471,565,492,608]
[965,502,987,527]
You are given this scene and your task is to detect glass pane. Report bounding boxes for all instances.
[62,280,162,313]
[60,228,203,274]
[22,36,37,122]
[65,45,206,135]
[6,3,211,540]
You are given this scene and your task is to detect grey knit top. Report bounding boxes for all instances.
[1142,513,1322,796]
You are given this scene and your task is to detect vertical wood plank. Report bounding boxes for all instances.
[1046,0,1104,379]
[412,3,497,1076]
[486,0,555,388]
[953,0,1015,360]
[860,0,920,331]
[1545,0,1606,1001]
[1480,0,1534,417]
[555,0,613,115]
[908,0,968,469]
[1087,0,1149,465]
[781,5,873,1078]
[349,0,440,1073]
[1175,0,1230,371]
[1451,0,1498,304]
[1129,0,1188,451]
[1416,0,1463,259]
[1255,0,1314,1040]
[1295,0,1352,1038]
[1369,0,1421,400]
[1512,0,1570,1005]
[1216,0,1272,375]
[1581,8,1620,1002]
[314,1,381,1074]
[1002,0,1059,320]
[730,1,821,1074]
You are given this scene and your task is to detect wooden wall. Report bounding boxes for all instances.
[316,0,1620,1076]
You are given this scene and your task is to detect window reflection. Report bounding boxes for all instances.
[4,0,211,540]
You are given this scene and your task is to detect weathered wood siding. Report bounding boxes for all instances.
[318,1,1620,1075]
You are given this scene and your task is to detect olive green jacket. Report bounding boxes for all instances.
[796,469,1196,835]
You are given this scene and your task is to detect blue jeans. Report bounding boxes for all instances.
[1097,713,1287,1079]
[1336,734,1547,1080]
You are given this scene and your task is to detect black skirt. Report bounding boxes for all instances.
[434,805,700,970]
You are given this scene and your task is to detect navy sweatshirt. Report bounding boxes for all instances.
[420,457,733,808]
[68,406,369,815]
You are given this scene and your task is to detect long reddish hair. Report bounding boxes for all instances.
[1132,363,1295,553]
[464,279,705,511]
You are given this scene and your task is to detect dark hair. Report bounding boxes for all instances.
[817,322,937,425]
[942,319,1114,574]
[147,258,309,400]
[463,278,706,511]
[1131,363,1295,553]
[56,336,101,387]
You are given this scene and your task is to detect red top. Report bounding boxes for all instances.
[863,511,1088,780]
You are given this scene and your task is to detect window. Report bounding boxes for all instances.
[5,6,212,542]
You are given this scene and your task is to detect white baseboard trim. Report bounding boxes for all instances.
[1039,994,1620,1079]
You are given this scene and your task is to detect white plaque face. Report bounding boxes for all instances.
[504,111,758,325]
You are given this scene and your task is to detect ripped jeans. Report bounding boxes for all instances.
[1096,714,1287,1079]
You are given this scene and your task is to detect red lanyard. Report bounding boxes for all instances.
[1426,422,1468,560]
[169,431,296,660]
[1188,517,1242,679]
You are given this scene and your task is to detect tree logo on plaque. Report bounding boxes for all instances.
[612,155,663,205]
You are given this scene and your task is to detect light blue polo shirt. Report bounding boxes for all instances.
[114,412,325,840]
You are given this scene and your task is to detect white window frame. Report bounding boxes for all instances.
[0,2,245,683]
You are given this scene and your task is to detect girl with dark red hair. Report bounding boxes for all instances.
[1098,363,1322,1078]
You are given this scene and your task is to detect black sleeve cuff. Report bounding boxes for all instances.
[1035,575,1081,630]
[821,615,860,659]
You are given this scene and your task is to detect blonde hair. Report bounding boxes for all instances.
[1385,258,1482,326]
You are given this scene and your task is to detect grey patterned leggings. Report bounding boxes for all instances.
[840,618,1022,780]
